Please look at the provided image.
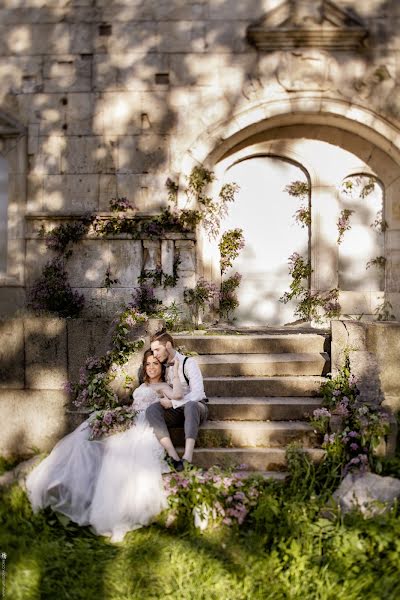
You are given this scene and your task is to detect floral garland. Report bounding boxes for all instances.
[311,356,390,475]
[65,306,148,413]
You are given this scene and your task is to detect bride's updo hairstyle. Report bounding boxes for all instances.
[150,328,174,347]
[141,349,166,384]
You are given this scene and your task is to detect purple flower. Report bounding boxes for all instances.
[63,381,73,394]
[348,431,359,438]
[350,443,359,451]
[103,412,113,426]
[313,407,331,419]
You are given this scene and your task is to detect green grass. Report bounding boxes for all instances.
[1,474,400,600]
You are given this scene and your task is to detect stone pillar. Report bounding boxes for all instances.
[161,239,174,276]
[311,185,339,292]
[175,239,196,288]
[142,240,161,271]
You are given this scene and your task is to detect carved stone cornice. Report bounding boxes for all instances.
[247,0,368,51]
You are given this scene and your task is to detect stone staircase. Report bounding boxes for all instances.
[172,330,330,472]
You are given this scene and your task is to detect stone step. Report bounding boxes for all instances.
[204,375,325,397]
[175,333,329,355]
[170,420,318,449]
[207,397,322,421]
[188,447,325,471]
[196,352,329,377]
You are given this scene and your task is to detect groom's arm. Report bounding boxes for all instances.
[171,358,205,409]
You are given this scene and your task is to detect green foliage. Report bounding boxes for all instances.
[187,165,215,196]
[154,301,183,331]
[130,284,162,315]
[316,355,390,474]
[219,273,242,321]
[284,180,311,228]
[28,258,85,318]
[284,180,309,199]
[0,455,21,476]
[103,266,120,289]
[280,253,340,322]
[138,254,181,290]
[184,278,219,324]
[366,255,386,270]
[2,454,400,600]
[68,307,147,411]
[371,209,388,232]
[178,166,239,240]
[40,219,91,255]
[218,229,245,276]
[337,208,354,245]
[374,299,396,321]
[162,466,261,530]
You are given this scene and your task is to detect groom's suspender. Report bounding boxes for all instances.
[182,356,189,385]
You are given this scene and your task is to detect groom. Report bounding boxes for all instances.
[146,329,208,472]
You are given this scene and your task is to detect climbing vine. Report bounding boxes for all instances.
[30,166,239,319]
[311,355,390,475]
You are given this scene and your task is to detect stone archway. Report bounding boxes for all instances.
[185,101,400,324]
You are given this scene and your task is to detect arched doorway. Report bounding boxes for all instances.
[219,155,310,325]
[201,124,397,326]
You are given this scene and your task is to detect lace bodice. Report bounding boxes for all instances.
[132,384,160,411]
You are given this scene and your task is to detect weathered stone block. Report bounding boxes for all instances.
[158,21,203,53]
[114,173,167,212]
[100,288,136,318]
[161,239,174,276]
[66,93,103,136]
[29,135,63,176]
[79,288,104,319]
[24,317,67,390]
[67,318,112,382]
[99,173,118,209]
[99,91,141,135]
[94,21,158,54]
[43,55,91,93]
[0,390,69,456]
[43,174,99,213]
[61,136,117,175]
[0,288,26,318]
[143,239,160,271]
[67,240,109,287]
[117,134,169,174]
[366,322,400,397]
[109,240,143,287]
[25,239,52,287]
[0,319,24,389]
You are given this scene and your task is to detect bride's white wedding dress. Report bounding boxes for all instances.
[26,384,168,542]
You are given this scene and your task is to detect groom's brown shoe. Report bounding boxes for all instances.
[166,457,184,472]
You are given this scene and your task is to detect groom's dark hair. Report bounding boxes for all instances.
[150,329,174,347]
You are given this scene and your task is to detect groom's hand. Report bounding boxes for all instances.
[160,396,173,409]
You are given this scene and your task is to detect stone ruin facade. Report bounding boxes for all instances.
[0,0,400,324]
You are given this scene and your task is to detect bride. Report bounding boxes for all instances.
[26,349,183,542]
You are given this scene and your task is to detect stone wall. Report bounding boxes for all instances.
[0,315,131,456]
[331,319,400,455]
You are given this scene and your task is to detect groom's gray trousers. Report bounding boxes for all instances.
[146,400,208,441]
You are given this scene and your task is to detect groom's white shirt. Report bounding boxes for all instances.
[166,350,205,409]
